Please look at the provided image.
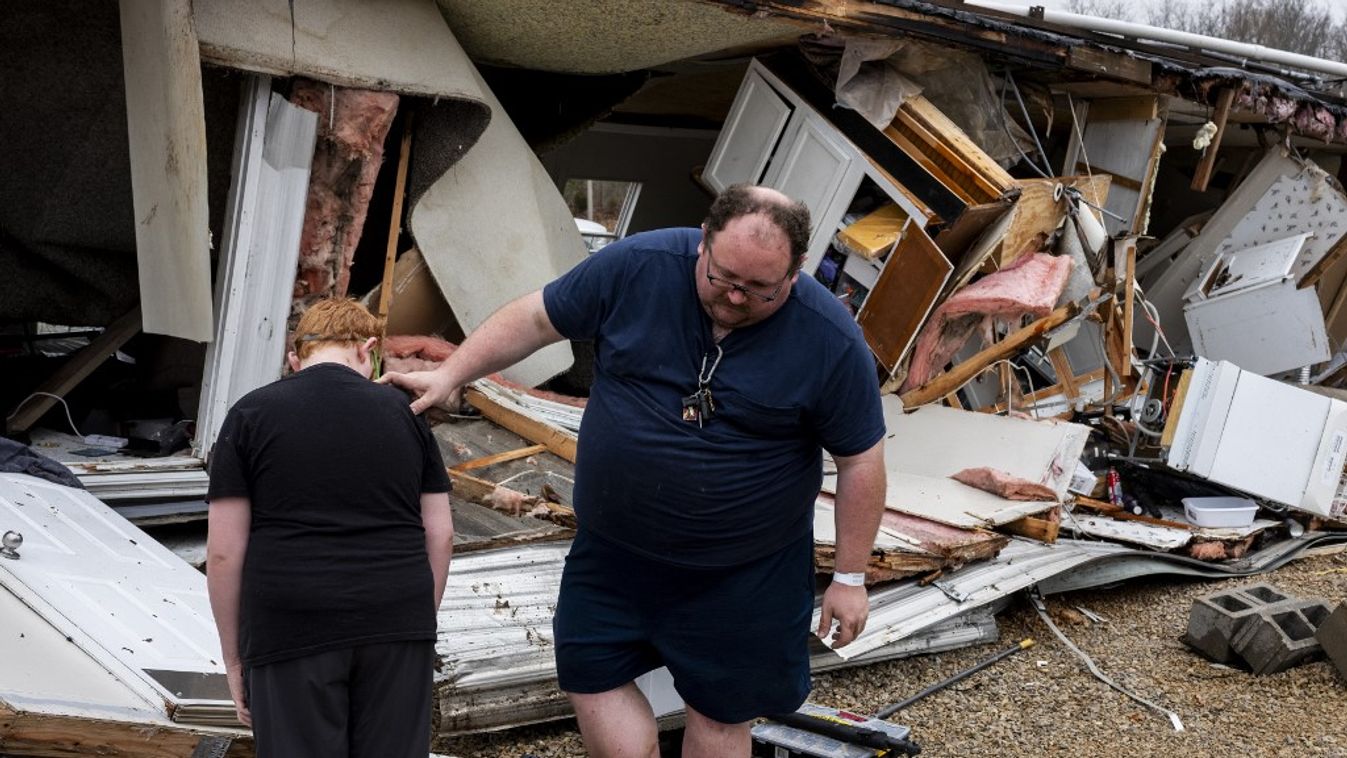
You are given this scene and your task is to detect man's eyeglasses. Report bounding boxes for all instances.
[703,237,792,303]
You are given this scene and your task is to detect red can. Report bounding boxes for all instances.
[1106,468,1123,506]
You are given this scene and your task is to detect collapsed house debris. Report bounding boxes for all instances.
[5,0,1347,752]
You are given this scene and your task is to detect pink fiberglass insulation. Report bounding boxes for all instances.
[901,252,1073,392]
[289,80,399,324]
[951,467,1058,502]
[382,334,587,409]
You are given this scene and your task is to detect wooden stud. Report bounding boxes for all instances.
[900,306,1075,408]
[1048,349,1080,402]
[1120,237,1137,377]
[451,444,548,473]
[1160,368,1194,449]
[6,308,142,434]
[944,392,964,409]
[1190,88,1236,193]
[1000,507,1060,543]
[978,369,1107,414]
[464,387,577,463]
[377,113,414,320]
[1073,497,1193,531]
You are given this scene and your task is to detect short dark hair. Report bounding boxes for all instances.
[704,184,811,270]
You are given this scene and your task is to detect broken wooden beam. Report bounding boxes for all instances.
[1073,496,1193,531]
[1190,88,1236,193]
[377,114,414,320]
[6,307,142,435]
[1000,506,1061,543]
[463,387,577,463]
[900,305,1075,408]
[452,444,548,473]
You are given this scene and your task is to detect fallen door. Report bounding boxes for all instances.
[0,473,238,725]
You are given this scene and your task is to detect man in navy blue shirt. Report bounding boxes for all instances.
[384,185,885,757]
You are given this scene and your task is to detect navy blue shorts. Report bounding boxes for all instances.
[553,528,815,724]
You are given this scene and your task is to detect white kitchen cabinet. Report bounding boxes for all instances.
[702,69,793,193]
[705,60,945,371]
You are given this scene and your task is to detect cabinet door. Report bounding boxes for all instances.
[857,221,951,372]
[703,71,793,193]
[763,113,854,249]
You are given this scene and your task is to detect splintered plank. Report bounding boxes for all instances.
[452,444,548,473]
[897,95,1017,196]
[377,114,414,320]
[879,509,1009,562]
[463,387,577,463]
[999,175,1111,266]
[1000,507,1061,543]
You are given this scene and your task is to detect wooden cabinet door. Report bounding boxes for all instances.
[857,221,951,372]
[703,70,793,193]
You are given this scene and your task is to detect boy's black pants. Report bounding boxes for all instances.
[246,639,434,758]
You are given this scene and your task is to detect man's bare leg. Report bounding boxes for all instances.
[567,683,659,758]
[681,703,750,758]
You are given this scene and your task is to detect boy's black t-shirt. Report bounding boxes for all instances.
[207,363,451,667]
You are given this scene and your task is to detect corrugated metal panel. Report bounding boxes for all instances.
[433,532,1347,732]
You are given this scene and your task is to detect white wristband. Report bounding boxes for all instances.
[831,571,866,587]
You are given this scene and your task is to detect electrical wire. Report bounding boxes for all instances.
[994,74,1050,179]
[5,392,85,438]
[1006,71,1055,178]
[1031,591,1185,732]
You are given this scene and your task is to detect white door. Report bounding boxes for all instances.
[762,113,854,249]
[0,473,236,724]
[703,70,793,193]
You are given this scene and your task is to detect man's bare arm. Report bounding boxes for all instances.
[815,439,886,648]
[422,491,454,609]
[206,497,252,726]
[380,290,564,414]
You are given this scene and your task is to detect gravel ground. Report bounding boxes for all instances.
[437,548,1347,757]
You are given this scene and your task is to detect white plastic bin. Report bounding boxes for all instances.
[1182,496,1258,528]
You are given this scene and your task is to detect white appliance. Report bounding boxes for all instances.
[1166,359,1347,518]
[1181,233,1330,376]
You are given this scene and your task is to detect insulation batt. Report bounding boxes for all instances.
[289,80,399,321]
[901,252,1074,391]
[952,467,1058,502]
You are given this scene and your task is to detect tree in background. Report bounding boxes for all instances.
[1065,0,1347,63]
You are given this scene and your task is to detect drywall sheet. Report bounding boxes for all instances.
[410,59,586,387]
[119,0,214,342]
[883,471,1053,529]
[883,401,1092,501]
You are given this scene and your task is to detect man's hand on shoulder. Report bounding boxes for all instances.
[816,581,868,648]
[377,369,461,415]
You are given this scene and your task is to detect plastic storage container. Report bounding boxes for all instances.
[1182,496,1258,528]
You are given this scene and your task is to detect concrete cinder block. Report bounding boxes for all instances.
[1316,602,1347,682]
[1230,601,1331,675]
[1182,583,1296,664]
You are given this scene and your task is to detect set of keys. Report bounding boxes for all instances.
[681,387,716,427]
[681,343,724,429]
